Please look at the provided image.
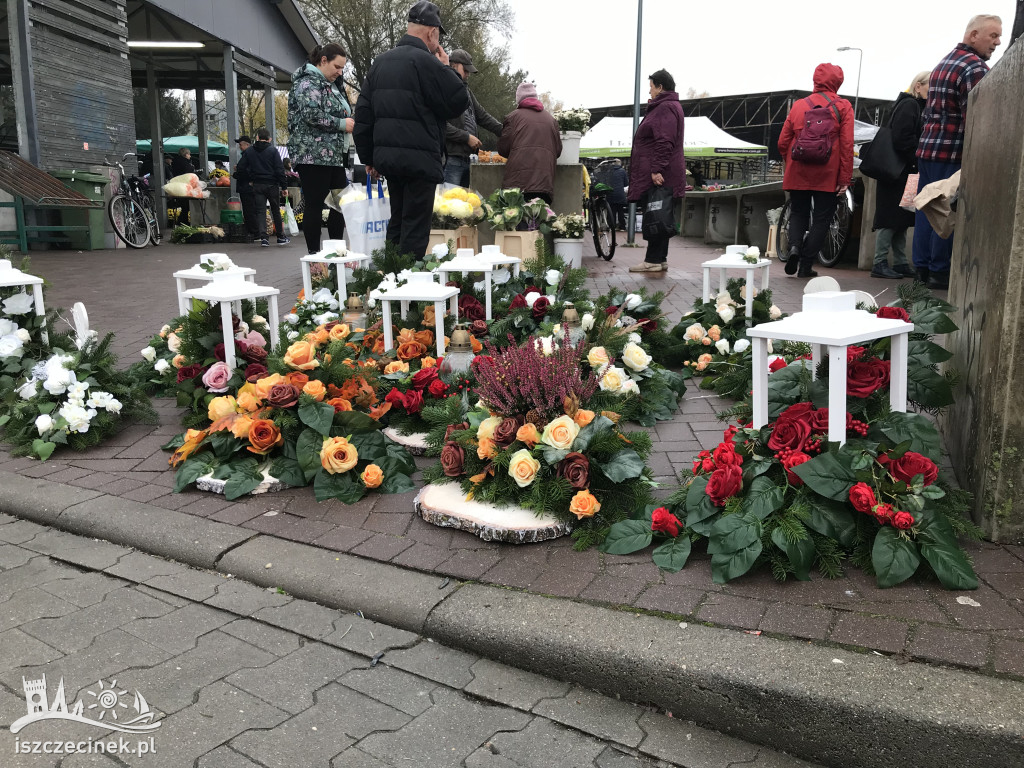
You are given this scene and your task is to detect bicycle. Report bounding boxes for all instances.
[775,189,853,268]
[105,152,161,249]
[588,179,616,261]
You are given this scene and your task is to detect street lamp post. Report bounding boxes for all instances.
[627,0,643,245]
[837,46,862,120]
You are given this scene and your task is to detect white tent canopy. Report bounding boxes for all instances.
[580,115,767,159]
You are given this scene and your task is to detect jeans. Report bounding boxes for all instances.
[252,182,283,238]
[873,228,909,269]
[788,189,840,271]
[443,156,471,187]
[385,176,436,259]
[913,159,960,275]
[296,164,347,254]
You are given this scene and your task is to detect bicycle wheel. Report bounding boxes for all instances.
[775,200,792,262]
[819,194,853,267]
[108,195,150,249]
[593,199,616,261]
[141,196,161,246]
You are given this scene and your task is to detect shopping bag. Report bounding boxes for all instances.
[913,171,960,239]
[899,173,919,211]
[283,199,299,236]
[641,186,675,239]
[341,178,390,255]
[858,126,906,183]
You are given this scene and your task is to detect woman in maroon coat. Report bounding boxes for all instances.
[627,69,686,273]
[498,82,562,203]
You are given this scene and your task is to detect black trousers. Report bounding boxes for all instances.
[239,185,258,237]
[385,175,435,259]
[252,182,283,238]
[643,232,671,263]
[296,164,347,254]
[788,190,839,271]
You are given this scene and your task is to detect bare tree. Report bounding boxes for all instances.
[685,87,711,99]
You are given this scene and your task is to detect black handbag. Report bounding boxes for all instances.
[859,125,906,183]
[641,186,676,238]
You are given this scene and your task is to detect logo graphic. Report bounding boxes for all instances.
[11,675,162,735]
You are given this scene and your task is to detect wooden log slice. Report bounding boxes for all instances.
[383,428,430,456]
[195,466,288,496]
[414,483,572,543]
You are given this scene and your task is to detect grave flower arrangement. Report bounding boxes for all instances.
[554,107,592,135]
[432,185,485,229]
[421,337,654,549]
[483,188,555,232]
[550,213,585,239]
[376,357,477,439]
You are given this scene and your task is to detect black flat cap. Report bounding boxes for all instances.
[408,1,446,35]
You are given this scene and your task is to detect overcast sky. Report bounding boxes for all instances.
[497,1,1017,111]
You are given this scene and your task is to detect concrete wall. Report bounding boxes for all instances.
[942,41,1024,542]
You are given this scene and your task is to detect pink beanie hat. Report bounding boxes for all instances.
[515,82,538,104]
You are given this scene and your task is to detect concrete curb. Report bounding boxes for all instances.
[2,471,1023,768]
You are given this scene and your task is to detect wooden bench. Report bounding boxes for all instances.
[0,151,103,251]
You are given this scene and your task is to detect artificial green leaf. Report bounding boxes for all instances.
[161,433,186,451]
[205,430,241,461]
[771,527,815,581]
[792,453,857,501]
[543,448,569,466]
[907,366,954,409]
[871,526,921,588]
[685,476,719,535]
[0,414,9,427]
[380,469,416,494]
[314,468,366,504]
[600,449,646,483]
[224,466,264,500]
[299,400,335,436]
[351,431,388,462]
[805,497,859,548]
[921,484,946,499]
[36,402,57,414]
[599,519,653,555]
[270,456,307,488]
[175,391,191,408]
[652,536,692,572]
[385,443,417,475]
[711,540,763,583]
[173,456,210,493]
[743,458,774,480]
[873,412,942,462]
[31,439,56,462]
[740,476,785,521]
[211,463,233,480]
[908,338,953,365]
[909,304,958,335]
[708,513,762,554]
[572,415,613,453]
[296,428,324,482]
[915,510,978,590]
[333,410,382,434]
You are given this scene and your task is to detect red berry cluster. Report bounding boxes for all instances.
[848,418,868,437]
[774,446,802,462]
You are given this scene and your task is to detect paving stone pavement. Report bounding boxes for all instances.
[2,237,1022,676]
[0,527,819,767]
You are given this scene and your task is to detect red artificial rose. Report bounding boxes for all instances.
[892,511,915,530]
[713,442,743,467]
[873,502,896,525]
[470,319,489,337]
[384,388,406,410]
[243,344,268,364]
[214,342,227,362]
[444,422,470,441]
[446,280,461,289]
[778,402,815,423]
[461,302,485,322]
[531,296,550,320]
[459,294,482,312]
[605,305,619,316]
[526,285,540,293]
[244,363,268,382]
[781,451,812,486]
[768,357,787,373]
[692,450,712,475]
[808,408,853,435]
[888,451,938,487]
[706,464,743,506]
[849,482,877,513]
[177,364,205,382]
[767,418,811,453]
[847,345,866,363]
[472,355,494,370]
[410,367,439,390]
[556,452,590,490]
[876,306,911,323]
[638,318,658,334]
[402,389,424,414]
[493,416,522,447]
[510,294,528,309]
[265,383,301,409]
[651,506,682,537]
[428,378,448,397]
[847,358,891,398]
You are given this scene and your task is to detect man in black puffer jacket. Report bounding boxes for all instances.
[235,128,290,247]
[354,1,468,259]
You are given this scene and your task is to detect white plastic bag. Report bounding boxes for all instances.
[342,178,390,255]
[284,199,299,236]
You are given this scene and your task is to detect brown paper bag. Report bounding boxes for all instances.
[913,171,960,239]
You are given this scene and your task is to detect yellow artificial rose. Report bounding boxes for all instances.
[587,346,610,370]
[208,395,238,422]
[361,463,384,489]
[421,356,437,369]
[229,414,254,439]
[508,448,541,488]
[237,390,261,413]
[599,366,627,393]
[569,489,601,519]
[573,409,595,427]
[621,342,652,372]
[284,340,320,370]
[166,332,181,353]
[477,416,502,441]
[328,323,351,342]
[541,415,580,450]
[254,373,286,400]
[683,323,706,342]
[305,328,330,347]
[320,436,359,474]
[383,360,410,375]
[302,380,327,402]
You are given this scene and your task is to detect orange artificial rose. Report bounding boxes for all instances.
[328,323,351,342]
[305,328,330,346]
[229,414,255,439]
[303,380,327,401]
[569,489,601,519]
[237,390,261,413]
[384,360,410,375]
[361,463,384,489]
[420,356,437,369]
[248,419,283,455]
[327,397,353,412]
[396,341,427,360]
[372,336,386,355]
[397,328,417,345]
[284,340,320,370]
[285,372,310,389]
[171,354,186,369]
[414,329,434,347]
[170,429,208,467]
[422,305,436,326]
[477,437,499,460]
[254,373,286,401]
[320,436,359,473]
[208,395,238,422]
[573,409,596,427]
[516,423,541,447]
[470,336,483,353]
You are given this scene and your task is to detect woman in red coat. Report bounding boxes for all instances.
[627,69,686,273]
[778,63,854,278]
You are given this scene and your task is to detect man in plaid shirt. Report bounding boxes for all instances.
[913,14,1002,289]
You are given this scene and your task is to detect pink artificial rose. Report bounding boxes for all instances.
[238,330,267,348]
[202,361,233,393]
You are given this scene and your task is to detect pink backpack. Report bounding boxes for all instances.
[791,95,840,164]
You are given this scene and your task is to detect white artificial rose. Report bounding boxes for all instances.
[16,328,30,343]
[717,305,736,324]
[154,359,171,374]
[473,281,485,292]
[715,290,732,305]
[620,378,641,395]
[524,291,541,308]
[683,323,707,342]
[252,315,267,326]
[283,313,299,325]
[624,293,642,310]
[545,269,561,286]
[628,333,642,344]
[0,318,16,336]
[492,269,511,285]
[599,366,628,393]
[0,335,24,358]
[715,339,731,355]
[166,333,181,353]
[287,330,300,341]
[140,346,157,362]
[43,368,75,395]
[59,403,93,434]
[311,287,335,303]
[2,292,34,315]
[581,313,594,331]
[621,341,652,372]
[769,305,782,320]
[35,414,54,435]
[536,336,555,356]
[745,246,760,258]
[106,398,122,414]
[733,339,751,354]
[159,324,171,336]
[17,380,37,399]
[212,254,234,270]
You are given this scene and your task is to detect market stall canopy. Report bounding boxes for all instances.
[137,136,230,160]
[580,116,767,159]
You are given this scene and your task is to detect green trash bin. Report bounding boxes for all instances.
[51,170,108,250]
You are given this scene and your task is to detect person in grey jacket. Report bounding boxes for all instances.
[443,49,502,187]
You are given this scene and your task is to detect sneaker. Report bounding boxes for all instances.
[797,268,819,278]
[871,265,902,279]
[252,236,262,243]
[628,262,664,273]
[784,247,800,275]
[660,263,669,272]
[260,238,270,247]
[277,237,291,246]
